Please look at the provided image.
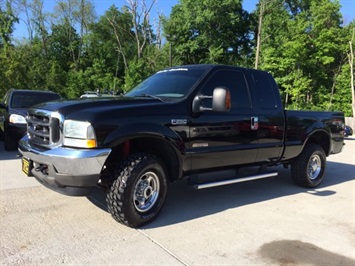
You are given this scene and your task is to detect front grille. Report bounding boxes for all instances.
[27,110,62,148]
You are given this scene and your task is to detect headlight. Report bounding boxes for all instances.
[9,114,27,124]
[63,120,97,148]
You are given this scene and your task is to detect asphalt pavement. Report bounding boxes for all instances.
[1,138,354,265]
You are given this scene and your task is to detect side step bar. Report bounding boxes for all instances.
[193,172,278,190]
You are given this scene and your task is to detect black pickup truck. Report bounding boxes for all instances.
[18,65,345,228]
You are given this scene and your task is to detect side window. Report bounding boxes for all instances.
[252,71,277,109]
[2,91,10,105]
[201,70,251,109]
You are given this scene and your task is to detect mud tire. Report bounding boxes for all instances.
[291,144,326,188]
[106,153,168,228]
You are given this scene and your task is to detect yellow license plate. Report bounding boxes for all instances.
[22,157,33,176]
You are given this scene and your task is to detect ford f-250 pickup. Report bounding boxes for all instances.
[18,64,345,228]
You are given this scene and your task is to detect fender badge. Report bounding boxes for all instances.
[171,119,187,125]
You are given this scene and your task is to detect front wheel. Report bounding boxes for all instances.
[291,144,326,188]
[106,153,168,228]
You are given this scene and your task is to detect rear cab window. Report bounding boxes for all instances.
[251,71,279,110]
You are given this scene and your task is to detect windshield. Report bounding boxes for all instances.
[11,92,61,108]
[125,68,207,98]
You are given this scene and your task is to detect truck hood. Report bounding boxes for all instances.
[9,107,28,117]
[32,96,165,118]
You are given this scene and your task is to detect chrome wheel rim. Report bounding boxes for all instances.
[307,154,322,180]
[133,171,160,212]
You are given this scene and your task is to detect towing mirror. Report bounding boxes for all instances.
[192,87,231,113]
[212,87,231,112]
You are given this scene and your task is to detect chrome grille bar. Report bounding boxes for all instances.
[26,110,63,148]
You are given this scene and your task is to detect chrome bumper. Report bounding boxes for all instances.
[18,135,111,196]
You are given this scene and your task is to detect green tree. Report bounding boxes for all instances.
[30,0,49,56]
[332,23,355,117]
[48,22,80,72]
[127,0,156,59]
[258,0,348,112]
[0,0,18,52]
[84,5,134,93]
[53,0,95,68]
[164,0,252,65]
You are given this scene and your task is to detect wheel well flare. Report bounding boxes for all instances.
[307,131,330,156]
[105,137,182,182]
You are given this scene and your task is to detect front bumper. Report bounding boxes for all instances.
[18,135,111,196]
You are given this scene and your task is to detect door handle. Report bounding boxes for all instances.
[251,117,259,130]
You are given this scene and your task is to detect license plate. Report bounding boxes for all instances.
[22,157,33,176]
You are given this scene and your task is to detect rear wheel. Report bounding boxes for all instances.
[291,144,326,188]
[106,153,168,228]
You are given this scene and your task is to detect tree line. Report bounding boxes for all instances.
[0,0,354,116]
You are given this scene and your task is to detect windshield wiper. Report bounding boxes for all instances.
[136,94,162,101]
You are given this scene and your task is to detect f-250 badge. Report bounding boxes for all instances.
[171,119,187,125]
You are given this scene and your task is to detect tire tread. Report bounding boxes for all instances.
[106,153,167,228]
[291,144,326,188]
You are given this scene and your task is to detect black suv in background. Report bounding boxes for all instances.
[0,89,61,150]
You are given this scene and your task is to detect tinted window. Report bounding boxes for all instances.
[126,68,207,98]
[202,70,251,109]
[11,92,61,108]
[252,71,277,109]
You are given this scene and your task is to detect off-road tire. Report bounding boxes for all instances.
[106,153,168,228]
[291,144,326,188]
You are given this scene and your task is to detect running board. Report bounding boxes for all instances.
[193,172,278,190]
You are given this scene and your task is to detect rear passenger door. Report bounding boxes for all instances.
[189,69,259,171]
[250,70,285,163]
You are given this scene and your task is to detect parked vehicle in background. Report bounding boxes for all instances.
[80,91,99,98]
[0,89,61,150]
[344,125,353,137]
[80,91,118,99]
